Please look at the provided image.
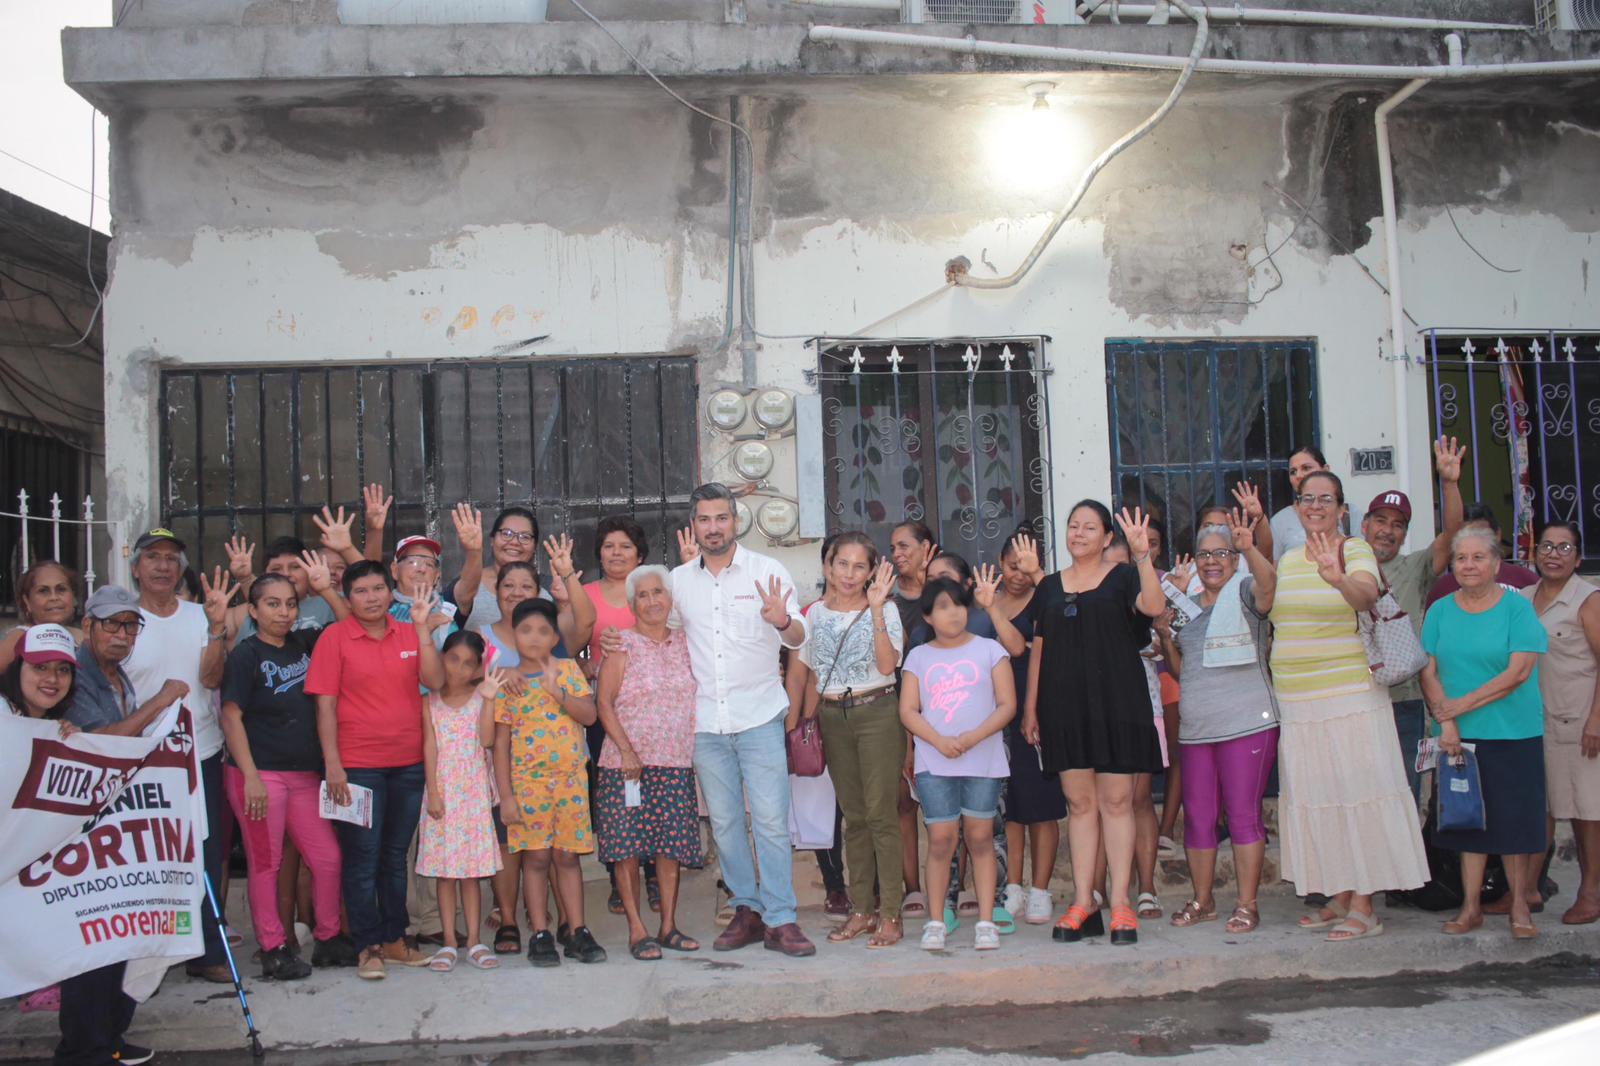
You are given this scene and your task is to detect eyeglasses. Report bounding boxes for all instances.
[1061,591,1079,620]
[496,529,536,545]
[97,617,145,635]
[398,556,439,569]
[1536,542,1577,557]
[1194,549,1238,562]
[1296,493,1339,508]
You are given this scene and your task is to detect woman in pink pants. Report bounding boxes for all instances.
[221,567,358,978]
[1157,515,1279,934]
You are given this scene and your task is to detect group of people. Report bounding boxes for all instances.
[5,439,1599,1064]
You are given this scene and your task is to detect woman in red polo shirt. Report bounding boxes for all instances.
[306,559,445,981]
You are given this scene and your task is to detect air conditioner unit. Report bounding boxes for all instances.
[904,0,1082,24]
[1536,0,1600,29]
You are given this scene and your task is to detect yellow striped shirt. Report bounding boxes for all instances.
[1268,538,1378,701]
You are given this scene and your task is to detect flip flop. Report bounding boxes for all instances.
[659,929,700,952]
[992,906,1016,935]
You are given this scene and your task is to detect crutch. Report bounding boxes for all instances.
[203,870,265,1058]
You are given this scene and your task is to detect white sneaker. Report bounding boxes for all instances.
[1025,887,1053,924]
[974,920,1000,950]
[1002,883,1025,916]
[920,920,947,951]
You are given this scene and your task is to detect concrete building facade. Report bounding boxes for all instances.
[63,0,1600,584]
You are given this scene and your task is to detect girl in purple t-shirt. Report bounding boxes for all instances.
[899,577,1016,952]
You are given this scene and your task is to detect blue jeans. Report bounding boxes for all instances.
[1392,698,1426,808]
[694,711,797,928]
[338,763,426,951]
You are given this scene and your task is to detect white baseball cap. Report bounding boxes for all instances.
[20,623,77,666]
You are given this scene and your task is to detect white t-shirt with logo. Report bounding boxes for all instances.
[123,598,223,759]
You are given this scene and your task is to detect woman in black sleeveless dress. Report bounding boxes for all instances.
[1023,501,1166,946]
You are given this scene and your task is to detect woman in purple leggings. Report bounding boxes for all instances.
[1157,515,1279,933]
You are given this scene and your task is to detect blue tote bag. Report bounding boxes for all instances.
[1438,748,1487,833]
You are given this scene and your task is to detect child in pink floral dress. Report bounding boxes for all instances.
[418,631,505,972]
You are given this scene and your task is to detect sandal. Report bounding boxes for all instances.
[1225,902,1260,934]
[943,905,960,935]
[608,887,625,916]
[827,913,879,943]
[1170,899,1217,928]
[1325,910,1384,942]
[1052,904,1104,943]
[1298,902,1349,930]
[466,944,499,969]
[659,929,700,952]
[1109,905,1139,946]
[992,906,1016,935]
[1137,892,1163,919]
[956,890,979,918]
[485,907,502,931]
[647,878,662,914]
[867,916,903,949]
[493,924,521,955]
[902,891,929,919]
[428,946,458,972]
[629,936,663,960]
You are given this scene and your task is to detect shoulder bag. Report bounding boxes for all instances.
[1339,540,1428,687]
[786,608,867,777]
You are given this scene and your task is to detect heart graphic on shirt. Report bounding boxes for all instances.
[923,660,981,724]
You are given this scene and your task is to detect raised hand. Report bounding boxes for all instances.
[313,505,356,554]
[544,534,576,580]
[1167,554,1195,591]
[299,550,333,594]
[676,526,700,565]
[1306,529,1344,586]
[866,559,896,609]
[915,540,940,582]
[224,535,256,584]
[1227,508,1256,552]
[363,483,393,532]
[1009,532,1042,578]
[1115,506,1154,559]
[1433,435,1466,484]
[452,502,484,555]
[1231,481,1265,523]
[410,586,441,633]
[754,575,791,629]
[973,563,1002,609]
[477,667,512,700]
[200,567,238,628]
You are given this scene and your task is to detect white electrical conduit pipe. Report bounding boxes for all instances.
[787,0,901,9]
[1376,78,1428,502]
[805,24,1600,79]
[1076,2,1528,32]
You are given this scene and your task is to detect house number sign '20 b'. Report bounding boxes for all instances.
[1350,447,1396,476]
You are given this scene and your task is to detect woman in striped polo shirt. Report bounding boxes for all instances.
[1260,470,1428,942]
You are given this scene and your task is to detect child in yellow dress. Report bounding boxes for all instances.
[492,598,606,966]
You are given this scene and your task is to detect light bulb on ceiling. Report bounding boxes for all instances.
[1026,81,1055,111]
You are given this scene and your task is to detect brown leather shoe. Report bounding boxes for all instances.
[713,906,767,952]
[763,922,816,957]
[381,937,429,967]
[184,962,233,984]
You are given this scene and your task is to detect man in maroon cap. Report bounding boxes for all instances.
[1359,436,1466,805]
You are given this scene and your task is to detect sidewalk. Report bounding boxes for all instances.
[4,851,1597,1060]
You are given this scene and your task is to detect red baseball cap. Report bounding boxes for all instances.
[1365,490,1412,523]
[395,535,443,559]
[20,624,77,666]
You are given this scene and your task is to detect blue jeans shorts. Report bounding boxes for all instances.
[915,772,1004,824]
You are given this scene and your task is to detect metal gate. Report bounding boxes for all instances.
[159,356,699,574]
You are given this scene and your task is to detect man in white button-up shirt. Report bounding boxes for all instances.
[670,483,816,956]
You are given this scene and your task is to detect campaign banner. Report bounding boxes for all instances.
[0,708,206,999]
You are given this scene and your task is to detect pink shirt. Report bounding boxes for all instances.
[598,628,698,769]
[584,580,637,664]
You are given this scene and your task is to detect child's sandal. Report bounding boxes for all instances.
[466,944,499,969]
[428,946,458,972]
[493,924,521,955]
